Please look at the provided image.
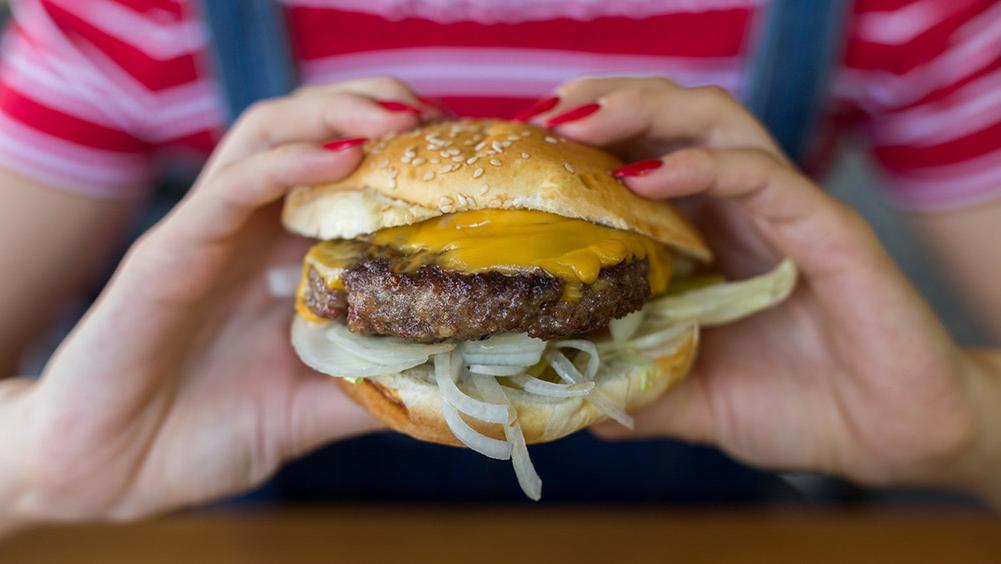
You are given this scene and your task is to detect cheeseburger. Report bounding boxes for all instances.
[282,119,795,499]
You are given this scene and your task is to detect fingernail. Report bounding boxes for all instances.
[613,159,663,178]
[545,103,601,127]
[376,100,423,115]
[416,95,457,117]
[513,96,560,122]
[323,137,368,152]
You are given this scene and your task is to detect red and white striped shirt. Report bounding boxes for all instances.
[1,0,1000,210]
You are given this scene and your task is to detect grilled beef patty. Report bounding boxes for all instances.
[303,244,650,342]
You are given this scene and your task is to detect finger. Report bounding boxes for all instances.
[592,373,713,444]
[204,92,420,177]
[295,76,421,101]
[619,147,880,279]
[170,141,364,248]
[295,77,443,118]
[542,78,783,159]
[285,373,385,458]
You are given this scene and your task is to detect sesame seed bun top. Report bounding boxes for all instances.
[282,119,710,261]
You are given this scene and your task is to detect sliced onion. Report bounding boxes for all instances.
[461,352,544,366]
[467,364,526,376]
[267,265,301,297]
[510,374,594,398]
[649,259,797,326]
[326,323,453,365]
[462,333,547,354]
[434,352,512,425]
[545,350,634,429]
[627,322,694,352]
[441,400,512,460]
[473,375,542,501]
[551,339,599,381]
[609,310,644,342]
[291,317,423,377]
[461,333,546,367]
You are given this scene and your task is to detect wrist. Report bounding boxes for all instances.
[0,377,38,529]
[946,350,1001,507]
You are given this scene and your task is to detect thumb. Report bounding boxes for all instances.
[285,371,385,458]
[591,372,714,444]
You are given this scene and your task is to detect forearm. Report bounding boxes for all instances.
[0,378,37,536]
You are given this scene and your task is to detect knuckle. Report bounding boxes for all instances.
[235,98,283,130]
[555,76,601,97]
[341,75,411,97]
[604,87,648,108]
[692,84,737,105]
[675,147,715,170]
[645,76,679,91]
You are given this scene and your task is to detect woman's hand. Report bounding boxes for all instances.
[527,78,1001,500]
[0,78,439,522]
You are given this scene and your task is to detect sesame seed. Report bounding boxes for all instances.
[545,136,558,144]
[401,155,412,164]
[404,147,416,158]
[451,155,464,162]
[422,170,435,181]
[488,197,502,207]
[491,140,504,152]
[500,140,512,148]
[439,196,454,212]
[474,141,487,151]
[438,164,453,174]
[473,167,484,178]
[478,184,490,195]
[412,157,426,166]
[430,158,440,164]
[507,135,520,141]
[440,151,451,158]
[521,152,530,159]
[489,158,502,167]
[465,156,479,165]
[447,148,461,156]
[520,131,531,138]
[563,163,575,174]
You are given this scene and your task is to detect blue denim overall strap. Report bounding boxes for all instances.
[742,0,852,165]
[198,0,298,123]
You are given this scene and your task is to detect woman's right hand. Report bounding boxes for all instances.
[0,77,438,523]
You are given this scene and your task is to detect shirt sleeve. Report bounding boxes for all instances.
[838,0,1001,211]
[0,0,153,198]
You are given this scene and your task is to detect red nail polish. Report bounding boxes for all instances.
[377,100,423,115]
[416,95,457,117]
[545,103,601,127]
[513,96,560,122]
[613,159,663,178]
[323,137,368,151]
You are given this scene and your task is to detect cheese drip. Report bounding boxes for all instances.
[371,209,673,295]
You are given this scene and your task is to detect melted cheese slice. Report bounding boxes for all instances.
[300,209,673,304]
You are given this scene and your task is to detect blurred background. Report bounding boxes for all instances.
[2,0,991,510]
[0,0,998,560]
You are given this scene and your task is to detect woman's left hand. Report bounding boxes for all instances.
[522,77,1001,500]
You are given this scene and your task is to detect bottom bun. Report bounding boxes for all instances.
[337,328,698,446]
